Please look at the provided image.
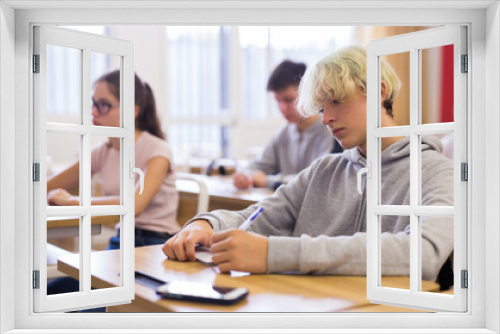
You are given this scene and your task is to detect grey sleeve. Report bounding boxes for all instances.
[267,154,454,280]
[185,160,318,235]
[268,218,452,281]
[260,132,335,189]
[247,134,281,176]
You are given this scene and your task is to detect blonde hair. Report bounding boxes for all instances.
[297,45,401,117]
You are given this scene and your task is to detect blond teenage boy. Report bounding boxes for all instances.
[164,46,453,281]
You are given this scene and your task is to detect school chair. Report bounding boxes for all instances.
[175,173,210,227]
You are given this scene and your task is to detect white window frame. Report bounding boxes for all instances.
[32,25,136,312]
[1,2,498,333]
[365,25,467,312]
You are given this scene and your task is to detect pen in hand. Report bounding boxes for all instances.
[194,206,263,265]
[238,206,264,231]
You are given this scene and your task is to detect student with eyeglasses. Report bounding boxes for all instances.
[47,71,179,300]
[163,46,454,282]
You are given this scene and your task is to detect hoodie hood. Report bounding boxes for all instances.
[341,135,444,168]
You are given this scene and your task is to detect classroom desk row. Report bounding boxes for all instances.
[47,173,272,237]
[57,245,442,313]
[51,174,446,313]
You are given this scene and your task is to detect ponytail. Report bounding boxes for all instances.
[136,82,166,140]
[95,70,166,140]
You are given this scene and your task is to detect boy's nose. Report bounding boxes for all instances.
[322,110,336,125]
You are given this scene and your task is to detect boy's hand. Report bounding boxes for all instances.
[162,220,214,262]
[233,172,252,189]
[211,229,268,274]
[251,171,267,188]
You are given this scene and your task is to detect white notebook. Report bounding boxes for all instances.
[195,244,213,264]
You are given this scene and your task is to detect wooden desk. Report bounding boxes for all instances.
[175,174,274,225]
[57,245,440,313]
[47,215,120,239]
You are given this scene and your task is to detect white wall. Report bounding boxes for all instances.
[485,2,500,332]
[0,2,16,333]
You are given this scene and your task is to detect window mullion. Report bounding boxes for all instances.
[81,47,92,293]
[122,52,135,293]
[409,47,420,295]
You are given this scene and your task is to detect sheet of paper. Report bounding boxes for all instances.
[195,245,213,264]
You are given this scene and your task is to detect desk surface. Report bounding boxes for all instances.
[58,245,440,313]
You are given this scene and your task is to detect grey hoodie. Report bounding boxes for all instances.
[191,135,454,281]
[247,118,336,188]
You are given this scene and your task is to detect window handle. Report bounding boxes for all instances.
[356,162,371,195]
[129,162,145,195]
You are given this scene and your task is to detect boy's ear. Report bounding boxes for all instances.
[134,106,140,118]
[380,81,388,101]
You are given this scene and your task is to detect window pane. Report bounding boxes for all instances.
[420,216,455,295]
[91,136,121,205]
[46,44,81,124]
[381,51,410,127]
[421,45,454,124]
[381,136,410,205]
[91,215,122,290]
[380,215,410,290]
[46,216,82,295]
[91,53,121,128]
[47,132,81,207]
[421,134,454,206]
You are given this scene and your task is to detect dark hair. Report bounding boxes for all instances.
[266,60,307,92]
[95,70,166,140]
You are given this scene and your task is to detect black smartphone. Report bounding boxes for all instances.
[156,281,249,305]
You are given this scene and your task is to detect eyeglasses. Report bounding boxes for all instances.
[92,99,119,115]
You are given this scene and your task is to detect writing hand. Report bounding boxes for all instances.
[251,171,267,188]
[211,229,268,274]
[162,220,214,262]
[233,172,252,189]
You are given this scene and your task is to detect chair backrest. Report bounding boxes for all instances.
[175,173,210,226]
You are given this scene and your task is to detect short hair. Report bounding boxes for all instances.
[297,45,401,118]
[267,60,307,92]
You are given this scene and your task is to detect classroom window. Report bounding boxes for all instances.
[240,26,355,120]
[165,26,232,161]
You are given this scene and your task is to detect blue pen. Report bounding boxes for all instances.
[238,207,264,231]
